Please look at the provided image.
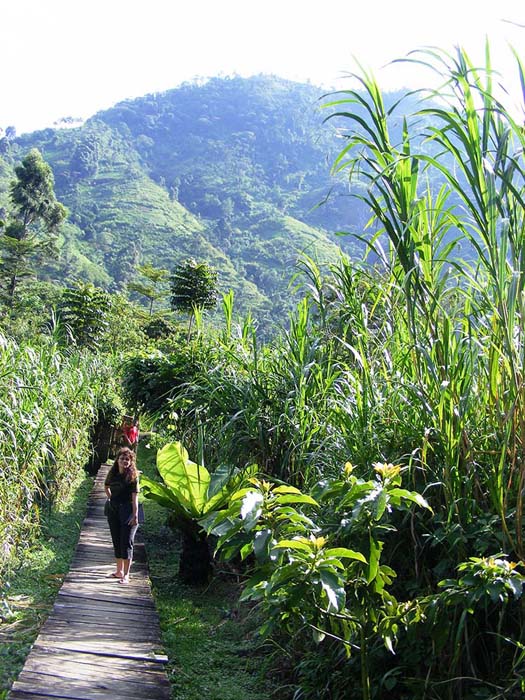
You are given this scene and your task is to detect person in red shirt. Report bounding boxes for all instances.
[123,419,139,448]
[117,416,139,451]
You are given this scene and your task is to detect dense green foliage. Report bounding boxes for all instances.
[57,282,112,349]
[0,336,114,573]
[127,262,170,315]
[141,441,256,583]
[123,47,525,699]
[4,43,525,700]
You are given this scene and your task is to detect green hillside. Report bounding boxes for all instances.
[4,76,365,318]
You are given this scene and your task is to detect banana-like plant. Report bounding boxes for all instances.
[141,441,256,583]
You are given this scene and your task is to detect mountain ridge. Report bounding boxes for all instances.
[1,75,363,319]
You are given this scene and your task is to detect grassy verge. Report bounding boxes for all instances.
[0,469,93,699]
[139,442,284,700]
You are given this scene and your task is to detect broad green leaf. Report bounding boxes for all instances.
[240,570,270,601]
[206,463,257,513]
[253,528,273,561]
[273,538,314,553]
[273,494,319,507]
[274,508,317,528]
[507,577,523,599]
[240,542,253,561]
[230,487,259,502]
[269,563,304,590]
[273,485,303,495]
[241,490,263,531]
[325,547,367,563]
[312,629,326,643]
[374,488,388,521]
[367,535,383,584]
[157,442,210,514]
[340,482,376,507]
[320,570,346,611]
[388,487,431,511]
[384,635,394,654]
[216,519,245,551]
[141,475,182,511]
[207,463,235,499]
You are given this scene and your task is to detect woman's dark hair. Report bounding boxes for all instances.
[108,447,139,483]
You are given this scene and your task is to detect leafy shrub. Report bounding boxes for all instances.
[141,441,256,583]
[143,315,177,339]
[208,461,431,700]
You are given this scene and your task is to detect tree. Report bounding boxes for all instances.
[127,262,170,315]
[0,149,67,306]
[0,126,16,154]
[57,282,112,350]
[170,259,218,338]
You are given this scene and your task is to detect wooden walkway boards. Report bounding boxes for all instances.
[8,465,171,700]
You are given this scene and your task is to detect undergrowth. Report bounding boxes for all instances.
[0,469,92,698]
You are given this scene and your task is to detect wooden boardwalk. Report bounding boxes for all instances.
[8,465,171,700]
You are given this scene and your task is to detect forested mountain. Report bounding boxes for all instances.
[0,75,383,319]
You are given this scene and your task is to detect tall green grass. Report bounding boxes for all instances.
[322,44,525,558]
[0,335,113,575]
[168,296,347,486]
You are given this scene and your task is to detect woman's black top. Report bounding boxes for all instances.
[105,469,138,503]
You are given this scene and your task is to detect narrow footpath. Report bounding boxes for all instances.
[8,464,171,700]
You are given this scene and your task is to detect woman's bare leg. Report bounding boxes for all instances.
[119,558,131,583]
[114,558,124,577]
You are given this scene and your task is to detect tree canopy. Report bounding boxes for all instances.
[0,149,67,306]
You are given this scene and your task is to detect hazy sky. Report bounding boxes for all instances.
[2,0,524,134]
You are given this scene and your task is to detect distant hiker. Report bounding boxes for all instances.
[104,447,140,585]
[115,415,139,452]
[123,417,139,450]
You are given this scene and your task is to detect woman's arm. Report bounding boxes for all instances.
[128,490,139,526]
[104,466,114,498]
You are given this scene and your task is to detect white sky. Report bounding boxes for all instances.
[1,0,525,134]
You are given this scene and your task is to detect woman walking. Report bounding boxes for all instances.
[104,447,140,585]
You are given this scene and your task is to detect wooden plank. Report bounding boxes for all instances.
[52,603,159,622]
[24,644,167,668]
[66,572,150,581]
[9,692,74,700]
[65,565,149,577]
[56,587,153,602]
[38,614,163,639]
[60,574,149,586]
[51,601,159,617]
[23,649,169,681]
[64,566,148,576]
[32,636,167,662]
[41,611,161,630]
[13,673,171,698]
[11,677,171,700]
[56,590,156,608]
[15,670,171,696]
[49,613,161,630]
[39,619,161,641]
[52,594,154,610]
